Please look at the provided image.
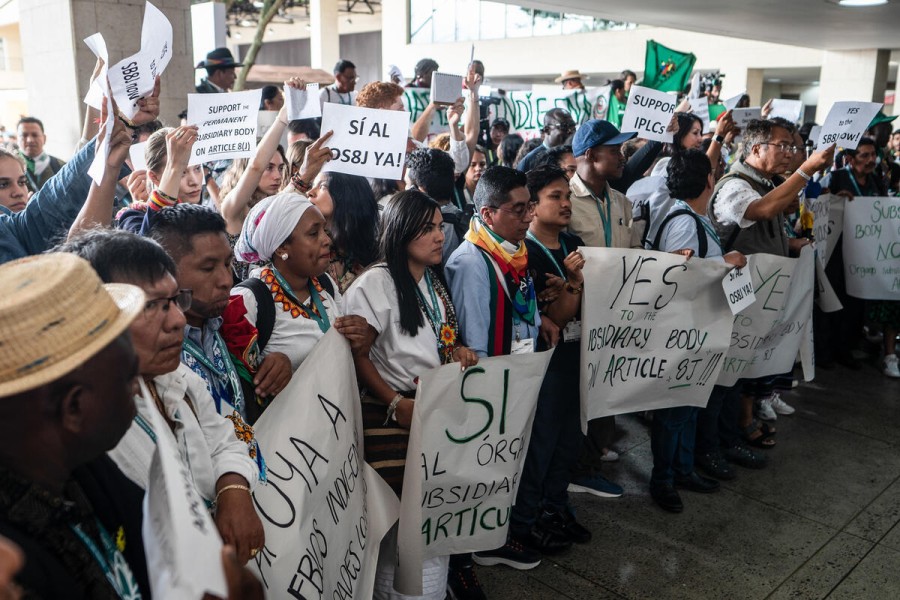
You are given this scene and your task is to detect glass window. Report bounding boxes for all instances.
[479,2,506,40]
[454,0,479,41]
[532,11,561,37]
[433,2,457,43]
[506,6,532,38]
[562,13,594,35]
[410,1,435,44]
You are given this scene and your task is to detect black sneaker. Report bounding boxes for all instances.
[723,443,768,469]
[695,450,737,480]
[519,524,571,555]
[538,510,592,544]
[472,537,542,570]
[447,563,487,600]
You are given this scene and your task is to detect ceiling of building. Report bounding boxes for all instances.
[511,0,900,51]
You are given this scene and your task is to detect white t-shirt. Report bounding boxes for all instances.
[231,269,343,371]
[342,266,444,392]
[713,178,761,229]
[319,85,358,109]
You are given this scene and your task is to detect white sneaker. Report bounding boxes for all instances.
[600,450,619,462]
[883,354,900,379]
[769,391,795,415]
[756,396,777,422]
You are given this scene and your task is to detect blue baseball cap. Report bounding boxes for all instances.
[572,120,637,157]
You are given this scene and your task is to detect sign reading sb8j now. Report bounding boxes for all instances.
[321,103,411,179]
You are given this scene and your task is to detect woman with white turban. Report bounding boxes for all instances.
[223,192,373,417]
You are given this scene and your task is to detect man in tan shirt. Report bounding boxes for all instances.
[566,119,642,500]
[568,119,643,249]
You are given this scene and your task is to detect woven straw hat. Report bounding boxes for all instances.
[0,253,145,397]
[554,69,586,84]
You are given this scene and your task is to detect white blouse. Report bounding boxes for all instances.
[342,265,445,393]
[231,268,343,371]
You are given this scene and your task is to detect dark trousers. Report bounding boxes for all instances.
[815,239,865,362]
[572,415,616,478]
[650,406,698,486]
[695,383,742,455]
[511,370,581,534]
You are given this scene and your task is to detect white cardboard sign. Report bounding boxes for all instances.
[722,267,757,315]
[817,101,883,150]
[716,246,815,386]
[732,107,761,129]
[83,33,114,186]
[394,351,554,596]
[320,103,411,179]
[129,141,148,172]
[285,82,322,120]
[249,329,398,600]
[579,247,733,422]
[842,196,900,300]
[187,89,262,166]
[724,91,746,111]
[689,96,711,133]
[620,85,677,143]
[768,99,803,123]
[107,2,172,120]
[139,382,227,600]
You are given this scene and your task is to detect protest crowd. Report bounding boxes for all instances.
[2,7,900,598]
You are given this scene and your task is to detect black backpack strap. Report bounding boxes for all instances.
[235,278,276,352]
[316,273,336,298]
[651,209,709,258]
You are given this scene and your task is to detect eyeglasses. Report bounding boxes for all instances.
[144,289,192,320]
[547,123,576,133]
[490,201,538,219]
[761,142,801,154]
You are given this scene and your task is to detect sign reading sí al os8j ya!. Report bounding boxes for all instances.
[842,196,900,300]
[817,101,882,150]
[620,85,677,143]
[393,351,553,596]
[320,103,411,179]
[187,90,262,166]
[579,247,734,423]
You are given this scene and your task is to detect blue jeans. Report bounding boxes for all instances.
[650,405,698,487]
[511,369,582,535]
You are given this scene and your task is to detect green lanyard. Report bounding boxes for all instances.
[675,200,723,253]
[526,231,568,277]
[272,267,331,333]
[415,270,444,337]
[845,166,873,197]
[70,519,142,599]
[590,187,613,247]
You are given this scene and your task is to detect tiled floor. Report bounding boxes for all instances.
[478,360,900,599]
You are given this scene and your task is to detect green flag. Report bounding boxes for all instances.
[642,40,696,93]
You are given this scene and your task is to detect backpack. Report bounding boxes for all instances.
[233,274,336,424]
[648,209,710,258]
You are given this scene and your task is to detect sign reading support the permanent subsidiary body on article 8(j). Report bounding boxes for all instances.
[620,85,677,143]
[187,89,262,166]
[320,103,411,179]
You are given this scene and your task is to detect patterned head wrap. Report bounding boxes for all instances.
[234,192,314,263]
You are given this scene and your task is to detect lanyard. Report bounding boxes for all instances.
[415,270,444,337]
[589,187,613,247]
[845,166,872,197]
[272,267,331,333]
[71,519,142,599]
[182,332,244,413]
[526,231,568,277]
[675,200,723,252]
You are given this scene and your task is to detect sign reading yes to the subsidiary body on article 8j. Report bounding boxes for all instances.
[321,103,411,179]
[187,89,262,166]
[620,85,677,143]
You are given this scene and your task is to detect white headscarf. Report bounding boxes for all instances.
[234,192,314,263]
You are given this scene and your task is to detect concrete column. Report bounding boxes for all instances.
[309,0,340,71]
[192,1,227,87]
[815,48,890,123]
[18,0,195,159]
[745,68,765,108]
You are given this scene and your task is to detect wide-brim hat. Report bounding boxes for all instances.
[554,69,586,84]
[0,253,144,397]
[572,119,637,156]
[196,47,244,70]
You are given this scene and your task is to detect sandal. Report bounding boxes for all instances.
[742,422,776,449]
[752,418,776,438]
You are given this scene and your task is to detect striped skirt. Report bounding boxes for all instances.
[361,395,414,498]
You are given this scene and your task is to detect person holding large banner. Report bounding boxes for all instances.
[650,150,747,511]
[821,138,886,371]
[444,166,543,593]
[343,190,479,599]
[709,119,834,437]
[510,165,592,545]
